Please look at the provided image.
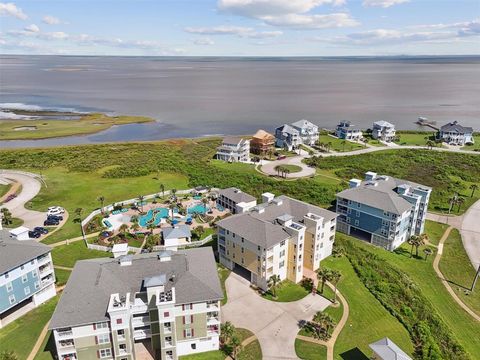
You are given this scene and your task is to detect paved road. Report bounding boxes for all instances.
[460,199,480,269]
[222,272,330,360]
[0,171,46,229]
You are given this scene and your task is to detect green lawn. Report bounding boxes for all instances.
[320,286,343,324]
[34,331,56,360]
[210,159,257,175]
[262,280,310,302]
[179,350,225,360]
[33,167,188,244]
[318,135,364,152]
[0,296,59,360]
[54,268,72,286]
[424,220,449,245]
[236,328,262,360]
[218,265,231,305]
[274,164,303,173]
[439,228,480,315]
[395,131,437,146]
[321,255,414,360]
[52,240,109,268]
[345,235,480,359]
[295,338,328,360]
[2,217,24,229]
[0,183,11,198]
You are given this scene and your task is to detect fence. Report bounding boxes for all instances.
[152,234,214,252]
[87,243,111,252]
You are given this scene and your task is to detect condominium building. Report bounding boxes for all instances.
[217,191,337,291]
[0,230,56,328]
[336,171,431,251]
[335,121,363,141]
[437,121,474,146]
[372,121,396,142]
[291,120,319,146]
[216,137,250,162]
[216,187,257,214]
[250,129,275,156]
[49,248,223,360]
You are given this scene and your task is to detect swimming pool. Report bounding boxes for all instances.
[188,204,208,214]
[138,208,173,227]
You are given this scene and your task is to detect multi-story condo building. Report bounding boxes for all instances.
[437,121,474,146]
[291,120,319,146]
[335,121,363,141]
[216,137,250,162]
[0,230,56,328]
[216,187,257,214]
[336,171,431,251]
[217,191,337,291]
[250,129,275,156]
[49,248,223,360]
[372,121,396,142]
[275,124,301,151]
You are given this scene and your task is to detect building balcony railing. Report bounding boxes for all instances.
[207,316,220,325]
[207,329,220,336]
[60,354,77,360]
[133,328,152,339]
[132,316,150,326]
[57,330,73,338]
[37,255,50,265]
[164,327,172,334]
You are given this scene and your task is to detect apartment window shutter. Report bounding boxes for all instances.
[95,336,98,344]
[190,303,193,309]
[97,350,100,358]
[93,323,96,330]
[183,330,186,338]
[192,329,195,337]
[190,315,194,323]
[182,304,185,311]
[182,316,185,324]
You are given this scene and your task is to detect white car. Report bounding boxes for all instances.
[47,206,65,216]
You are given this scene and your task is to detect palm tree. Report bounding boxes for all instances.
[448,193,458,214]
[470,184,478,198]
[268,274,281,298]
[423,248,433,261]
[146,223,156,235]
[327,142,333,153]
[118,223,129,237]
[426,140,435,149]
[137,195,145,213]
[316,267,332,294]
[0,208,13,226]
[97,196,105,214]
[330,270,342,303]
[130,222,140,236]
[412,234,426,257]
[74,208,84,238]
[267,147,274,160]
[408,235,418,257]
[363,138,369,148]
[312,312,335,340]
[456,197,465,213]
[171,188,177,201]
[230,335,242,359]
[341,140,346,152]
[169,203,176,220]
[220,321,235,344]
[159,183,165,199]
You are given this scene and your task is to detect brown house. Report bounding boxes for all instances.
[250,129,275,155]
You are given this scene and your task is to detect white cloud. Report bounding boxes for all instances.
[193,37,215,46]
[261,13,358,29]
[185,25,283,38]
[42,15,64,25]
[362,0,409,8]
[24,24,39,33]
[0,2,27,19]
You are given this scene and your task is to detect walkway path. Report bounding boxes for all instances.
[433,226,480,322]
[48,231,99,247]
[0,179,20,204]
[222,272,331,359]
[26,321,50,360]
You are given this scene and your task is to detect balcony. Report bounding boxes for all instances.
[118,349,129,356]
[207,316,220,325]
[39,264,53,276]
[207,326,219,336]
[41,275,54,287]
[132,315,150,326]
[164,326,172,334]
[60,354,77,360]
[206,302,219,310]
[57,330,73,339]
[37,254,50,265]
[133,328,152,340]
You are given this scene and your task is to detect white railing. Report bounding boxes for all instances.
[152,234,213,252]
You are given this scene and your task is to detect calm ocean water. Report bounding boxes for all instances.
[0,55,479,148]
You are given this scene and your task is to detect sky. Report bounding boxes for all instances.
[0,0,479,56]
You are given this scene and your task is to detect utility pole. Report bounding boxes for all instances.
[471,264,480,292]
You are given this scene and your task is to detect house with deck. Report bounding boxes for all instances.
[336,171,431,251]
[437,121,474,145]
[372,121,396,142]
[216,137,250,162]
[49,248,222,360]
[250,129,275,156]
[291,119,319,146]
[335,121,363,141]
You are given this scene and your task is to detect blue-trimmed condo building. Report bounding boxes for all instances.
[0,229,56,328]
[336,171,431,251]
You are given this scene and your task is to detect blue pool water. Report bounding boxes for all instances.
[188,204,208,214]
[138,207,174,227]
[193,195,202,200]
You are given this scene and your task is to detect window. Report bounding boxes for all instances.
[257,256,260,261]
[232,233,235,238]
[97,333,110,344]
[96,322,109,329]
[185,329,193,338]
[257,246,261,251]
[184,315,191,325]
[232,243,235,248]
[5,273,9,279]
[32,270,37,278]
[355,220,359,226]
[280,240,285,246]
[163,312,170,318]
[357,203,361,208]
[6,282,13,292]
[356,211,360,218]
[241,258,244,264]
[241,238,244,243]
[24,286,31,295]
[22,274,28,283]
[191,343,197,350]
[99,348,112,358]
[34,282,40,289]
[116,318,123,325]
[241,247,244,254]
[117,329,125,336]
[279,260,284,268]
[9,294,15,304]
[297,265,301,272]
[164,322,171,328]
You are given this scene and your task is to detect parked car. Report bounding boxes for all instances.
[28,231,41,239]
[277,155,287,160]
[99,231,112,238]
[33,227,49,234]
[47,214,63,221]
[5,194,16,202]
[44,218,60,226]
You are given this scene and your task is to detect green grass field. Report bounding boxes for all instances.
[210,159,258,175]
[395,131,437,146]
[34,331,56,360]
[236,328,262,360]
[0,183,11,198]
[439,228,480,315]
[462,135,480,150]
[0,296,59,360]
[218,265,231,305]
[52,240,109,268]
[262,280,310,302]
[295,338,328,359]
[321,255,414,360]
[318,135,364,152]
[179,350,225,360]
[424,220,449,245]
[274,164,303,173]
[0,113,153,140]
[54,268,72,286]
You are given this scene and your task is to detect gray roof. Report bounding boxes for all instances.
[276,124,299,135]
[440,121,473,133]
[373,120,395,128]
[217,195,337,248]
[219,187,256,204]
[337,176,430,215]
[162,225,191,240]
[0,231,51,275]
[222,136,245,145]
[369,337,412,360]
[49,247,222,329]
[291,119,317,129]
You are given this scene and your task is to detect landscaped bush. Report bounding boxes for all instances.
[338,237,468,360]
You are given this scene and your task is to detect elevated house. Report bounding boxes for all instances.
[437,121,474,145]
[216,137,250,163]
[217,191,337,291]
[275,124,301,151]
[372,121,396,142]
[0,230,56,328]
[49,248,223,360]
[291,120,319,146]
[336,171,431,251]
[250,129,275,156]
[335,121,363,141]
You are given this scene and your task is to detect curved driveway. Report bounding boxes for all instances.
[460,199,480,269]
[221,272,330,360]
[0,170,46,229]
[261,156,316,179]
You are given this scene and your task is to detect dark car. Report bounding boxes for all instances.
[33,227,49,234]
[47,215,63,221]
[28,231,41,239]
[44,218,59,226]
[5,194,16,202]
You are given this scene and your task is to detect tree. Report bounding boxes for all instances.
[130,222,140,235]
[220,321,235,344]
[171,188,177,201]
[74,208,84,242]
[202,197,209,214]
[268,274,281,298]
[448,193,458,214]
[230,335,242,359]
[408,235,418,257]
[423,248,433,261]
[310,311,335,340]
[97,196,105,214]
[470,184,478,198]
[0,351,19,360]
[0,208,13,226]
[118,223,129,237]
[330,269,342,303]
[341,140,346,152]
[411,234,426,257]
[169,203,176,220]
[426,140,435,149]
[456,197,465,213]
[160,183,165,199]
[146,223,156,235]
[363,137,369,148]
[316,267,332,294]
[137,195,145,213]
